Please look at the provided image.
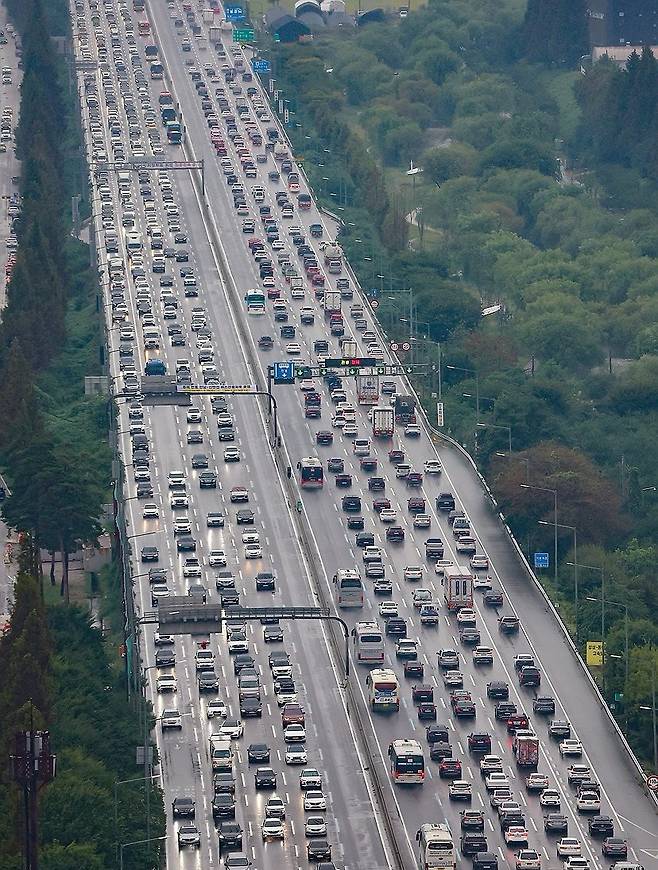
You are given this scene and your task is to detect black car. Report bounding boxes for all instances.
[460,834,488,856]
[256,571,276,591]
[429,742,454,761]
[355,532,375,548]
[368,477,386,491]
[588,816,614,837]
[386,526,405,542]
[247,743,270,764]
[191,453,209,469]
[177,536,196,552]
[467,733,492,753]
[342,495,361,512]
[316,431,333,446]
[149,567,167,584]
[459,627,481,645]
[136,482,153,498]
[255,767,277,789]
[494,701,517,720]
[544,813,568,834]
[486,681,509,700]
[240,696,262,717]
[436,492,456,511]
[198,670,219,692]
[155,649,175,668]
[264,625,284,642]
[460,810,485,832]
[483,590,504,607]
[236,509,255,524]
[199,471,217,488]
[213,772,236,794]
[217,821,243,852]
[385,618,407,637]
[404,661,424,679]
[548,719,572,739]
[499,615,519,634]
[141,546,159,562]
[602,838,628,858]
[533,696,556,715]
[335,474,352,488]
[233,654,255,675]
[308,840,332,861]
[212,793,236,819]
[172,797,195,817]
[346,515,365,530]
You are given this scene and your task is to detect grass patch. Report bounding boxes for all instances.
[539,69,580,141]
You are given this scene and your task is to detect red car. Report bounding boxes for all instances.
[388,450,405,464]
[439,759,462,779]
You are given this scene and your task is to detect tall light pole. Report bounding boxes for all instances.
[477,421,512,455]
[446,364,480,415]
[571,562,605,692]
[586,594,628,720]
[543,522,578,643]
[520,484,558,586]
[639,643,657,771]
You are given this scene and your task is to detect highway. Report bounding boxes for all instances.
[73,1,390,868]
[72,0,658,868]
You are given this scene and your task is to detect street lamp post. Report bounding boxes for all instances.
[446,365,480,415]
[542,522,578,643]
[120,836,166,870]
[569,562,605,691]
[476,421,511,455]
[114,772,162,863]
[520,484,558,586]
[586,593,628,718]
[639,644,657,770]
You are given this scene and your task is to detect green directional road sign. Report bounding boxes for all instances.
[232,27,254,42]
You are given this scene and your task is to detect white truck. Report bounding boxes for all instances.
[442,564,474,611]
[208,25,221,41]
[357,374,379,405]
[323,289,341,317]
[323,242,343,274]
[372,406,394,438]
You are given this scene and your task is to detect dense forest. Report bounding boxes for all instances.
[272,0,658,764]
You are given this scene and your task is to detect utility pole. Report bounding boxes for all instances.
[10,706,57,870]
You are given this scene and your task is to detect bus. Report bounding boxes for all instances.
[388,738,425,784]
[138,19,151,36]
[442,565,473,611]
[352,621,384,664]
[244,288,265,315]
[416,823,456,870]
[332,569,364,608]
[298,457,323,489]
[366,668,400,712]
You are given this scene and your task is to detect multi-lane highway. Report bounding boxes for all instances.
[71,0,658,868]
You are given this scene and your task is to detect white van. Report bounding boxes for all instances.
[209,737,233,771]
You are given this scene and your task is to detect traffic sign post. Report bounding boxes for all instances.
[252,59,271,73]
[436,402,444,427]
[647,774,658,791]
[224,4,245,20]
[534,552,549,569]
[272,361,295,385]
[232,27,254,42]
[586,641,604,667]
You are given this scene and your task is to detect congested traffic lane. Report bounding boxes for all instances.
[75,1,392,868]
[146,4,658,867]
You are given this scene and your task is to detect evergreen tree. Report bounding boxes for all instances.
[523,0,588,67]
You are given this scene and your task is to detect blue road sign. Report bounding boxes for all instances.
[273,361,295,385]
[225,4,245,20]
[534,552,549,569]
[252,59,271,73]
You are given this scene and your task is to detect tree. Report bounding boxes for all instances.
[424,143,478,185]
[522,0,588,67]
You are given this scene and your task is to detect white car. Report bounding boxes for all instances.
[559,739,583,757]
[379,601,399,618]
[539,788,561,808]
[305,816,327,837]
[576,791,600,813]
[563,860,589,870]
[299,379,315,391]
[262,817,285,840]
[379,508,397,523]
[480,755,504,774]
[448,780,472,800]
[245,543,262,559]
[470,554,489,570]
[142,503,159,519]
[286,342,301,355]
[195,649,215,671]
[473,575,493,590]
[230,487,249,502]
[170,494,189,509]
[456,608,477,626]
[206,698,227,719]
[284,723,306,743]
[300,768,323,789]
[516,849,541,870]
[396,638,418,658]
[343,423,358,437]
[224,447,240,461]
[242,531,260,544]
[485,772,510,791]
[219,719,244,739]
[412,589,432,608]
[435,559,454,575]
[424,459,442,474]
[413,514,432,528]
[403,565,423,582]
[443,670,464,687]
[505,827,528,847]
[187,408,202,423]
[285,745,307,765]
[156,674,177,693]
[208,550,227,567]
[303,790,327,811]
[404,424,421,437]
[557,839,582,858]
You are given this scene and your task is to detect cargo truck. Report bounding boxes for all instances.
[323,290,341,317]
[202,8,214,22]
[394,394,416,424]
[357,374,379,405]
[372,406,394,438]
[208,25,221,41]
[273,141,289,161]
[515,735,539,768]
[339,338,358,358]
[442,564,474,610]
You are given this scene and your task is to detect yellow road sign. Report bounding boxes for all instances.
[586,641,604,666]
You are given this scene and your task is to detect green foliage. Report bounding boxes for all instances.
[522,0,588,67]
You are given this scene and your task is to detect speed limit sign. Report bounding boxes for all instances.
[371,299,379,309]
[390,342,399,352]
[647,774,658,791]
[401,341,411,352]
